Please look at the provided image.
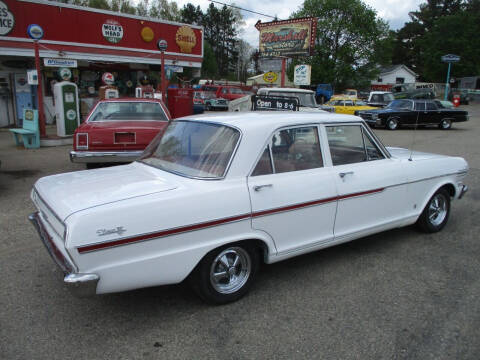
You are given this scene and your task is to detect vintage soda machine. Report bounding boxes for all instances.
[53,68,80,137]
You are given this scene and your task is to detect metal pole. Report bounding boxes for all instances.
[34,40,46,137]
[444,62,451,101]
[161,50,166,102]
[281,58,286,87]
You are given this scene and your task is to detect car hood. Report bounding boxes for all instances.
[34,163,178,221]
[386,147,449,160]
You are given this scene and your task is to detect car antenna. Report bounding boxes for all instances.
[408,102,420,161]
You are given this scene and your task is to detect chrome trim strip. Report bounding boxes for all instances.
[70,150,144,163]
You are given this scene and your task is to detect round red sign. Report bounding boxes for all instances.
[102,72,115,85]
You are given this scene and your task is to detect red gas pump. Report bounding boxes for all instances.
[453,94,460,107]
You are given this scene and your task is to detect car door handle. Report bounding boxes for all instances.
[254,184,273,191]
[339,171,354,179]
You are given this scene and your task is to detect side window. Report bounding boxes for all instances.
[415,102,426,111]
[251,126,323,175]
[344,100,354,106]
[327,125,366,165]
[251,146,273,176]
[221,88,228,94]
[271,126,323,173]
[426,102,437,110]
[362,130,385,161]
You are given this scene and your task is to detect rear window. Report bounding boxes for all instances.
[141,121,240,179]
[88,102,168,122]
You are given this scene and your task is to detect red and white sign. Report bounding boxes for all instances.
[102,72,115,85]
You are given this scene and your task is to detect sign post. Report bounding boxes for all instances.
[27,24,46,137]
[441,54,460,101]
[157,39,168,102]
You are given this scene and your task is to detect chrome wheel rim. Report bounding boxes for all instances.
[428,193,447,226]
[388,119,397,130]
[441,119,451,129]
[210,247,251,294]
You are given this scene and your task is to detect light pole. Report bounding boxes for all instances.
[157,39,168,102]
[27,24,46,137]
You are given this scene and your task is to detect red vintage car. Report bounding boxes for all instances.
[201,85,247,101]
[70,98,171,167]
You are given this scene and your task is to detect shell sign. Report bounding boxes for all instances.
[175,26,196,53]
[263,71,278,83]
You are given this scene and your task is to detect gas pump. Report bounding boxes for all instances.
[99,72,119,100]
[53,68,80,137]
[135,84,154,98]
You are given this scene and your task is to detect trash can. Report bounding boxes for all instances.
[167,88,193,119]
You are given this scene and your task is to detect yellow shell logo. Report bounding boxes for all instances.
[175,26,196,53]
[263,72,278,83]
[141,27,154,42]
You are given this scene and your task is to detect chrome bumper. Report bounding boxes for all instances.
[458,184,468,199]
[29,212,99,297]
[70,150,144,163]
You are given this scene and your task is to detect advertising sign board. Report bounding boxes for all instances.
[255,18,317,58]
[441,54,460,63]
[252,96,299,111]
[294,64,311,85]
[44,58,78,68]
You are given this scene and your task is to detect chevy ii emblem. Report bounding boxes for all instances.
[97,227,126,237]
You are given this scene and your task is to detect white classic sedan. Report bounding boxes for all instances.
[30,112,469,304]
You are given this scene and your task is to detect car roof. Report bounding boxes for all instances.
[99,98,163,103]
[258,87,314,94]
[177,111,359,130]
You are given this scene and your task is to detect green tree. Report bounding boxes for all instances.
[392,0,467,79]
[419,1,480,81]
[149,0,180,21]
[291,0,391,90]
[180,3,203,25]
[202,41,218,78]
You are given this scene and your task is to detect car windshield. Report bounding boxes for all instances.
[88,102,168,122]
[268,91,317,107]
[384,93,395,101]
[386,100,413,110]
[140,121,240,179]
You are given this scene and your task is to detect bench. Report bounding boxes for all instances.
[9,109,40,149]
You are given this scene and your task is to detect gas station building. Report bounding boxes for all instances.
[0,0,203,128]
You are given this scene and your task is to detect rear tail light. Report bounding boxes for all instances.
[76,133,88,150]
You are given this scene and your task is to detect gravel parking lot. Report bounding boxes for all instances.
[1,105,479,360]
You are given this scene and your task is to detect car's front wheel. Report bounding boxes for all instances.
[416,188,451,233]
[189,244,260,304]
[386,118,399,130]
[439,118,452,130]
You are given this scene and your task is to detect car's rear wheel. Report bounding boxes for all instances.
[439,118,452,130]
[416,188,451,233]
[189,244,259,304]
[386,118,399,130]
